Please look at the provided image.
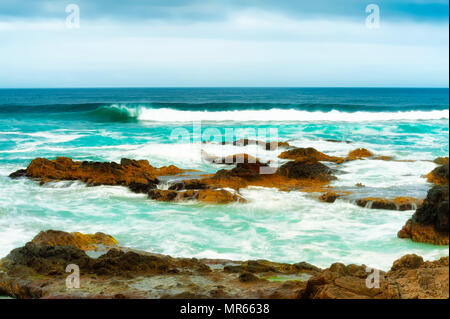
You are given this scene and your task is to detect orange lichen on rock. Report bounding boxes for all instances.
[278,147,344,163]
[31,230,118,251]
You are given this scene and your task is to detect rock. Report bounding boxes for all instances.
[427,164,449,185]
[8,169,27,179]
[238,272,261,283]
[148,188,245,204]
[356,197,423,211]
[278,159,336,181]
[31,230,118,251]
[345,148,373,161]
[197,189,246,204]
[278,147,344,164]
[298,262,383,299]
[398,185,449,245]
[434,157,449,165]
[0,232,447,299]
[298,254,449,299]
[380,255,449,299]
[319,192,340,203]
[169,179,208,191]
[9,157,165,193]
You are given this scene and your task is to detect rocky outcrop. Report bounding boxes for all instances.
[398,185,449,245]
[380,254,449,299]
[278,148,344,164]
[31,230,118,251]
[197,159,336,192]
[148,189,246,204]
[356,197,423,211]
[299,254,449,299]
[0,232,447,299]
[8,157,190,193]
[427,164,449,186]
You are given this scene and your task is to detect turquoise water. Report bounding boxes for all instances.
[0,88,448,270]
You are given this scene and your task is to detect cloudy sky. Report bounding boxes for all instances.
[0,0,448,87]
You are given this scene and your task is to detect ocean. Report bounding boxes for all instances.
[0,87,448,270]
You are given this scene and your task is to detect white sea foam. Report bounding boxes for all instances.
[131,107,450,122]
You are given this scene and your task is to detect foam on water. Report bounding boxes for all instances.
[135,107,449,123]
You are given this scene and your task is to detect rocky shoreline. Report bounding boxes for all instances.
[0,230,448,299]
[4,147,449,299]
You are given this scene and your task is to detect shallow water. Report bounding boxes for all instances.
[0,88,448,270]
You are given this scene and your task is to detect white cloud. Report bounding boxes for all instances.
[0,10,448,87]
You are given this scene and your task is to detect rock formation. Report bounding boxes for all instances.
[356,197,423,211]
[0,231,447,299]
[398,185,449,245]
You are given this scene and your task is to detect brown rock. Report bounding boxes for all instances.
[398,185,449,245]
[279,147,344,163]
[148,188,245,204]
[31,230,118,251]
[427,164,449,185]
[380,255,449,299]
[278,159,336,182]
[356,197,423,211]
[346,148,373,161]
[319,192,340,203]
[434,157,449,165]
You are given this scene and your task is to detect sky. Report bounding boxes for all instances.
[0,0,448,88]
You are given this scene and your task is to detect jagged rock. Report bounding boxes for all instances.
[398,185,449,245]
[356,197,423,211]
[380,255,449,299]
[279,147,344,163]
[298,254,449,299]
[31,230,118,251]
[427,164,449,185]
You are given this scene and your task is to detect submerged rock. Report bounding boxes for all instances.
[398,185,449,245]
[356,197,423,211]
